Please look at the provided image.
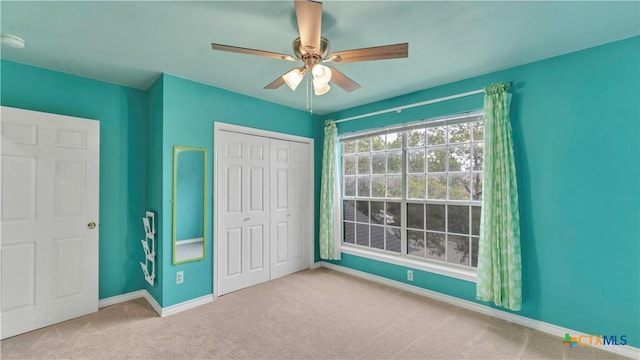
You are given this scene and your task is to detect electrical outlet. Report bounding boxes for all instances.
[407,270,413,281]
[176,271,184,284]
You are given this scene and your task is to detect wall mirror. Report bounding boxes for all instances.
[173,146,206,264]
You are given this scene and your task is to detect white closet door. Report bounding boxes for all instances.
[217,131,270,295]
[1,106,99,339]
[270,139,309,279]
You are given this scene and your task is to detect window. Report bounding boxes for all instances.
[341,113,483,270]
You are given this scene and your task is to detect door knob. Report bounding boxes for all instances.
[244,217,250,222]
[87,222,97,229]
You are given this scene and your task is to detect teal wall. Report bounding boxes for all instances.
[1,60,149,300]
[145,75,164,303]
[154,74,315,307]
[322,36,640,347]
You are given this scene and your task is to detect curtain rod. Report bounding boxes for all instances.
[334,89,484,124]
[334,82,511,124]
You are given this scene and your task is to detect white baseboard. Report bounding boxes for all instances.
[320,262,639,360]
[142,291,163,316]
[159,294,214,317]
[98,290,146,308]
[99,290,214,318]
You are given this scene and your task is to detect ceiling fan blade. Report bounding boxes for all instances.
[212,43,296,61]
[294,0,322,55]
[328,43,408,63]
[327,67,361,93]
[264,76,286,90]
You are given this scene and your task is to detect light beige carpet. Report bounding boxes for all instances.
[0,268,629,359]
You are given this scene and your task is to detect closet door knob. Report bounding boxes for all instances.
[87,222,96,229]
[244,217,250,222]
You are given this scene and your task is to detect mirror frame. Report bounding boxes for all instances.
[172,145,207,265]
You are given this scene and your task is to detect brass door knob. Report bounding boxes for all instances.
[88,222,96,229]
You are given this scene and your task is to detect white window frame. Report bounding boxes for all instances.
[339,111,483,283]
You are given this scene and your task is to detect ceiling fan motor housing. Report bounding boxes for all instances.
[293,37,330,61]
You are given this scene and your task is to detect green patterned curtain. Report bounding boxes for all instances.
[476,83,522,311]
[319,120,341,260]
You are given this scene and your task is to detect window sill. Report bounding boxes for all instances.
[340,245,477,283]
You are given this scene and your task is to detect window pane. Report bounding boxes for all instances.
[448,205,469,234]
[427,127,446,145]
[427,174,447,199]
[386,175,402,198]
[355,201,369,222]
[343,155,356,175]
[448,144,471,172]
[343,140,356,154]
[407,174,426,199]
[407,230,425,257]
[343,222,355,243]
[472,143,483,171]
[472,172,483,201]
[387,202,402,226]
[357,154,371,174]
[426,204,445,231]
[357,176,370,197]
[344,176,356,196]
[387,151,402,173]
[372,152,386,174]
[356,223,370,246]
[427,147,446,172]
[407,203,424,229]
[407,129,426,147]
[407,149,425,173]
[447,234,470,266]
[471,206,481,236]
[357,138,370,153]
[448,123,470,144]
[472,121,483,141]
[386,132,402,149]
[343,200,355,221]
[371,135,385,151]
[471,237,479,267]
[448,173,471,200]
[426,232,445,260]
[386,227,401,252]
[371,225,385,249]
[371,176,385,198]
[370,201,386,225]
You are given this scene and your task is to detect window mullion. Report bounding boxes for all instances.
[401,130,407,256]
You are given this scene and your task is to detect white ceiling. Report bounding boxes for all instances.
[1,1,638,115]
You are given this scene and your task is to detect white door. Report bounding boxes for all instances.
[1,106,99,339]
[270,139,309,279]
[217,131,270,295]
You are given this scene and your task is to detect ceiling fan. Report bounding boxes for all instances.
[211,0,408,96]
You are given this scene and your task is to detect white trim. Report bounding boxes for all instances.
[214,122,312,144]
[142,291,163,316]
[320,262,639,360]
[341,245,477,283]
[213,122,315,297]
[99,290,214,318]
[98,290,147,308]
[158,294,215,317]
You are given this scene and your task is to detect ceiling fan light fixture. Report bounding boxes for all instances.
[282,68,305,91]
[313,79,331,96]
[311,64,332,84]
